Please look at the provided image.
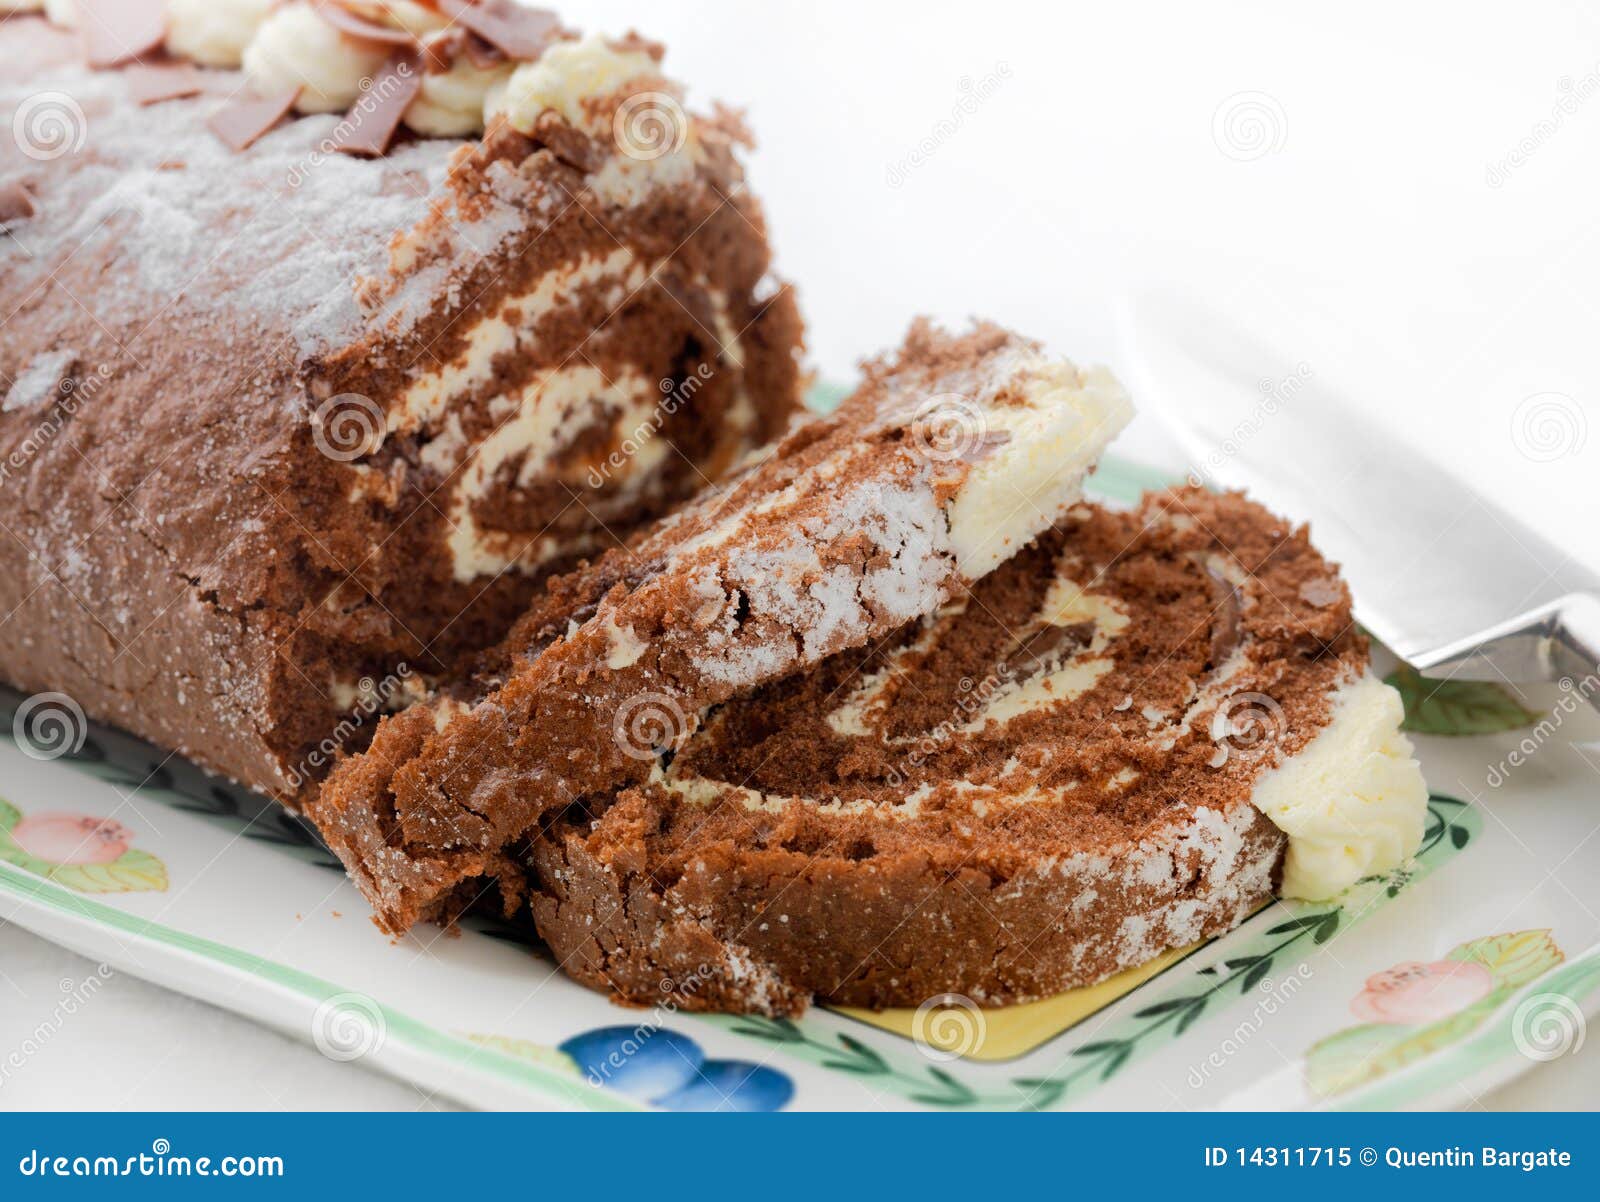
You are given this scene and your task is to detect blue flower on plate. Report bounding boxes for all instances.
[559,1026,794,1112]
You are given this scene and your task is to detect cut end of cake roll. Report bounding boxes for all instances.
[0,8,803,800]
[528,487,1428,1016]
[308,318,1132,935]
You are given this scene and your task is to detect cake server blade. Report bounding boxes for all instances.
[1123,288,1600,686]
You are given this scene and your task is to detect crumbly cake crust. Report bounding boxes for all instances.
[0,14,801,798]
[310,320,1126,934]
[530,488,1369,1014]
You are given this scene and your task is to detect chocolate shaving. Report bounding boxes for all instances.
[330,54,424,157]
[1204,564,1244,669]
[78,0,168,68]
[437,0,560,62]
[312,0,422,48]
[419,27,502,74]
[206,87,302,153]
[530,109,606,173]
[125,62,207,106]
[1004,620,1095,676]
[0,183,36,230]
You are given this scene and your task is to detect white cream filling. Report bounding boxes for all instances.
[423,365,659,581]
[166,0,272,69]
[389,248,645,436]
[405,54,515,138]
[946,360,1133,579]
[495,33,659,136]
[492,33,704,207]
[242,2,390,114]
[1248,671,1427,901]
[962,580,1128,727]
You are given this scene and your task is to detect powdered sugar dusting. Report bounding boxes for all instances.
[0,45,489,363]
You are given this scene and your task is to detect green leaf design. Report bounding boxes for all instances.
[820,1033,889,1075]
[41,848,168,894]
[0,798,18,832]
[1013,1078,1067,1111]
[909,1066,977,1107]
[1448,929,1563,989]
[1384,664,1539,736]
[1174,1003,1207,1036]
[728,1015,805,1044]
[1240,959,1273,993]
[1307,929,1567,1097]
[1307,1004,1492,1096]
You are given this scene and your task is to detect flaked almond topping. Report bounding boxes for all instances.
[125,62,209,106]
[311,0,424,48]
[331,53,425,157]
[206,86,302,152]
[0,184,36,230]
[79,0,168,68]
[437,0,561,61]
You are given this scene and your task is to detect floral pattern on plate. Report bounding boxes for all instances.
[1306,930,1565,1097]
[0,800,168,894]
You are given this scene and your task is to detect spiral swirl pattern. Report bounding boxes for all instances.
[312,393,384,462]
[612,692,687,762]
[1211,91,1287,162]
[613,91,688,162]
[1511,992,1586,1062]
[911,993,987,1062]
[311,992,387,1062]
[12,90,88,162]
[12,691,87,761]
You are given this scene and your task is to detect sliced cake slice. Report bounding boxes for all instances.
[310,320,1134,933]
[531,488,1429,1016]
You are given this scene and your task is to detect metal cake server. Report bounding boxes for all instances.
[1123,289,1600,707]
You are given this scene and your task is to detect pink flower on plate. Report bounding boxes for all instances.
[9,814,133,865]
[1350,959,1494,1025]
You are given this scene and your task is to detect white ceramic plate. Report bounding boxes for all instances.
[2,456,1596,1112]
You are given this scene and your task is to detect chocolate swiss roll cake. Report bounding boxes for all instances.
[531,489,1428,1015]
[309,320,1133,934]
[0,5,802,798]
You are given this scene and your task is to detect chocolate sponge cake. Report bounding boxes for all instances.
[0,8,801,798]
[310,320,1134,934]
[531,489,1429,1015]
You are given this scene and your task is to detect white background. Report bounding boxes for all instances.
[2,0,1597,1109]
